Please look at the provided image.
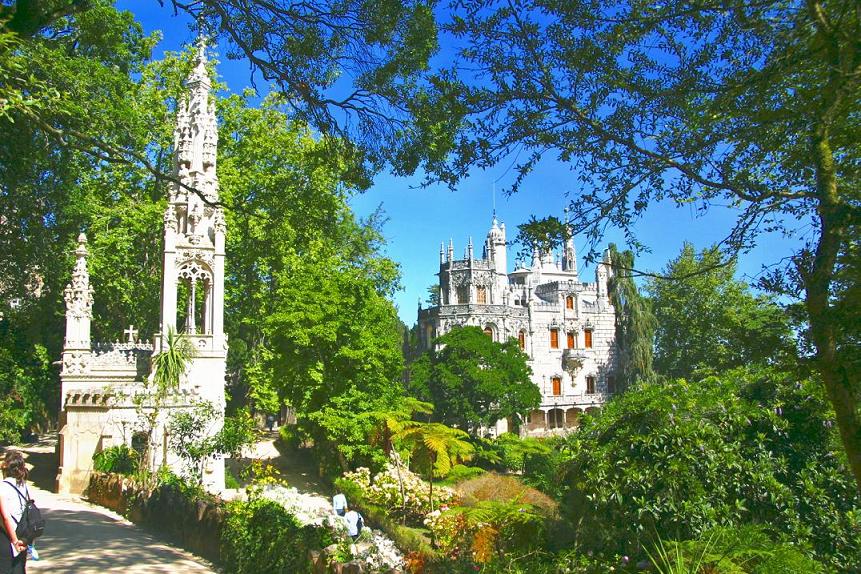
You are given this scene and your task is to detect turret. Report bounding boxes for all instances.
[596,248,612,299]
[486,215,507,275]
[63,233,94,350]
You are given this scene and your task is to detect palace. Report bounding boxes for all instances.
[56,42,227,493]
[417,217,617,434]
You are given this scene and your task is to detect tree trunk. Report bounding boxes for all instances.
[805,131,861,494]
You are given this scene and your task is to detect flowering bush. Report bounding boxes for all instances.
[341,457,456,524]
[423,507,472,556]
[425,501,546,565]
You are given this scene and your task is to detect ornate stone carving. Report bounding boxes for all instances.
[177,260,212,282]
[64,234,94,320]
[213,208,226,233]
[472,270,493,286]
[164,204,179,233]
[62,352,89,375]
[176,249,214,268]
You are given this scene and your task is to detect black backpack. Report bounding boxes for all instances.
[6,482,44,544]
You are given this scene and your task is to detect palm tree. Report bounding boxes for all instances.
[394,422,473,512]
[139,327,195,477]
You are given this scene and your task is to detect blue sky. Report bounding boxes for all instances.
[118,2,802,324]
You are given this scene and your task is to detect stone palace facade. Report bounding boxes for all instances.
[417,217,618,435]
[56,42,227,494]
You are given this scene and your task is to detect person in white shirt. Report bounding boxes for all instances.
[0,450,29,574]
[342,507,364,541]
[332,491,347,517]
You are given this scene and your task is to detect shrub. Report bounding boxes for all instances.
[455,472,557,517]
[424,500,548,566]
[340,462,456,525]
[222,496,333,574]
[561,366,861,569]
[649,525,824,574]
[441,464,485,485]
[92,445,139,476]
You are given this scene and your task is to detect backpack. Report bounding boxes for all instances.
[356,514,364,535]
[5,482,44,544]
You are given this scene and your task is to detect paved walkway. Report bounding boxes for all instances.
[3,439,218,574]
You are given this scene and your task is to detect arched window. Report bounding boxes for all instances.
[551,376,562,396]
[586,376,596,394]
[456,286,468,304]
[549,328,559,349]
[565,295,574,309]
[584,329,593,348]
[567,331,576,348]
[483,326,493,339]
[518,330,526,350]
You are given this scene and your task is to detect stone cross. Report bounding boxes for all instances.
[123,325,138,343]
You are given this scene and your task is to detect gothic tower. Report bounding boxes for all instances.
[159,39,227,489]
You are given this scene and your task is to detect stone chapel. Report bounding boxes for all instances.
[56,42,227,494]
[417,216,618,435]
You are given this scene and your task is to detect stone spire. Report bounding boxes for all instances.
[63,233,94,349]
[161,36,226,339]
[172,36,219,204]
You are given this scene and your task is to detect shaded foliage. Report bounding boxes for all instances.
[560,366,861,569]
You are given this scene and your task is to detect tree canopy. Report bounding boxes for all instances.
[1,0,440,188]
[418,0,861,492]
[409,326,539,434]
[648,244,795,380]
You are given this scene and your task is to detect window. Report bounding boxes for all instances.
[586,376,596,394]
[476,286,487,304]
[550,328,559,349]
[567,331,576,349]
[607,375,617,394]
[483,326,493,339]
[551,376,562,396]
[584,329,593,348]
[456,286,468,304]
[518,331,526,350]
[566,295,574,309]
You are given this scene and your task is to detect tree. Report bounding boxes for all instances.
[409,326,540,434]
[420,0,861,492]
[1,0,440,189]
[357,397,434,522]
[137,327,195,476]
[607,244,656,389]
[648,244,794,380]
[168,402,255,484]
[394,421,473,512]
[560,366,861,569]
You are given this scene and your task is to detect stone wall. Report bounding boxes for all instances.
[86,473,224,565]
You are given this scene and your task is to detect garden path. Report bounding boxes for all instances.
[2,438,218,574]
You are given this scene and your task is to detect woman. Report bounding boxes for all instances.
[0,451,28,574]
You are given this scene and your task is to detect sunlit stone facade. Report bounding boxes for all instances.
[418,217,618,435]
